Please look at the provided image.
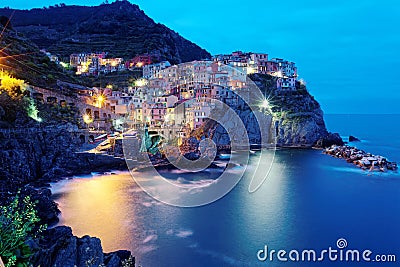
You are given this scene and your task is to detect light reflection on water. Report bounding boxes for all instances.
[53,174,140,252]
[52,147,400,267]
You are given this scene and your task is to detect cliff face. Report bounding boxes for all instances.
[188,74,341,149]
[0,1,211,64]
[0,125,126,189]
[197,108,273,148]
[250,73,343,147]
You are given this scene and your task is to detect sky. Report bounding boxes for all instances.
[2,0,400,114]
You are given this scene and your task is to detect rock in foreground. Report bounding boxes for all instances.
[31,226,134,267]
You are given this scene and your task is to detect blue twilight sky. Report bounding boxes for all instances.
[2,0,400,114]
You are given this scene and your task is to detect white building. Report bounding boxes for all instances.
[143,61,171,79]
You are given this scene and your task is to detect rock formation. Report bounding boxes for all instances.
[30,226,134,267]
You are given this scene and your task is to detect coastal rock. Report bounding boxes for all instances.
[0,127,127,185]
[23,187,60,226]
[0,105,5,119]
[31,226,134,267]
[324,145,397,172]
[104,250,134,267]
[250,73,344,148]
[315,132,344,148]
[349,135,360,142]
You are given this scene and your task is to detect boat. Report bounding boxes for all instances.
[218,154,231,160]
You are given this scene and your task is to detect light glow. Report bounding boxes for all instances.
[261,99,269,109]
[83,114,93,124]
[27,98,42,122]
[135,79,148,87]
[246,67,256,75]
[60,62,69,68]
[299,78,306,85]
[0,71,26,99]
[272,71,283,78]
[95,94,106,108]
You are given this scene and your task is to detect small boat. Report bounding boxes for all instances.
[250,144,262,150]
[94,134,107,141]
[218,154,231,160]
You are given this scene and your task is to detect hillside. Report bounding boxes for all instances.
[0,25,81,88]
[0,0,211,64]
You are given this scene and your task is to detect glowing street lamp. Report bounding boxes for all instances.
[135,79,148,87]
[97,94,105,106]
[95,94,106,108]
[261,99,269,109]
[246,67,256,75]
[83,114,93,125]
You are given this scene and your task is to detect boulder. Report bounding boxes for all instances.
[31,226,134,267]
[349,135,360,142]
[314,132,344,148]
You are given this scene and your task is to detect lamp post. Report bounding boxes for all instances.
[83,114,93,130]
[96,94,106,131]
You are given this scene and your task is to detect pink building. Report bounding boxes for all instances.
[143,102,166,126]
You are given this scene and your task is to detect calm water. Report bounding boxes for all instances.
[52,114,400,267]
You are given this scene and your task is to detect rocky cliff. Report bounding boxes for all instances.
[0,125,126,188]
[190,74,343,149]
[187,74,342,150]
[250,73,343,147]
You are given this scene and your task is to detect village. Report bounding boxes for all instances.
[32,50,300,142]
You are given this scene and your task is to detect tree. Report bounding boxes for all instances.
[0,71,26,100]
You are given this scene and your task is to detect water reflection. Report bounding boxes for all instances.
[52,148,400,267]
[54,174,140,252]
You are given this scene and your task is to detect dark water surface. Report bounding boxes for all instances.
[53,115,400,266]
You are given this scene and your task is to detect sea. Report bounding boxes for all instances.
[51,114,400,267]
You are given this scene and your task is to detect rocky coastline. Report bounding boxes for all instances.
[324,145,398,172]
[0,71,344,266]
[0,126,133,267]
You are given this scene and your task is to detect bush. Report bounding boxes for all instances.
[0,194,47,267]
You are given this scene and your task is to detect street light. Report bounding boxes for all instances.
[261,99,269,109]
[96,94,106,108]
[135,79,148,87]
[83,114,93,128]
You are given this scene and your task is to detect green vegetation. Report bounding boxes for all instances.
[0,70,79,126]
[0,25,84,90]
[78,69,142,90]
[0,1,210,64]
[35,101,79,124]
[248,73,319,115]
[0,194,47,267]
[0,72,27,125]
[121,255,135,267]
